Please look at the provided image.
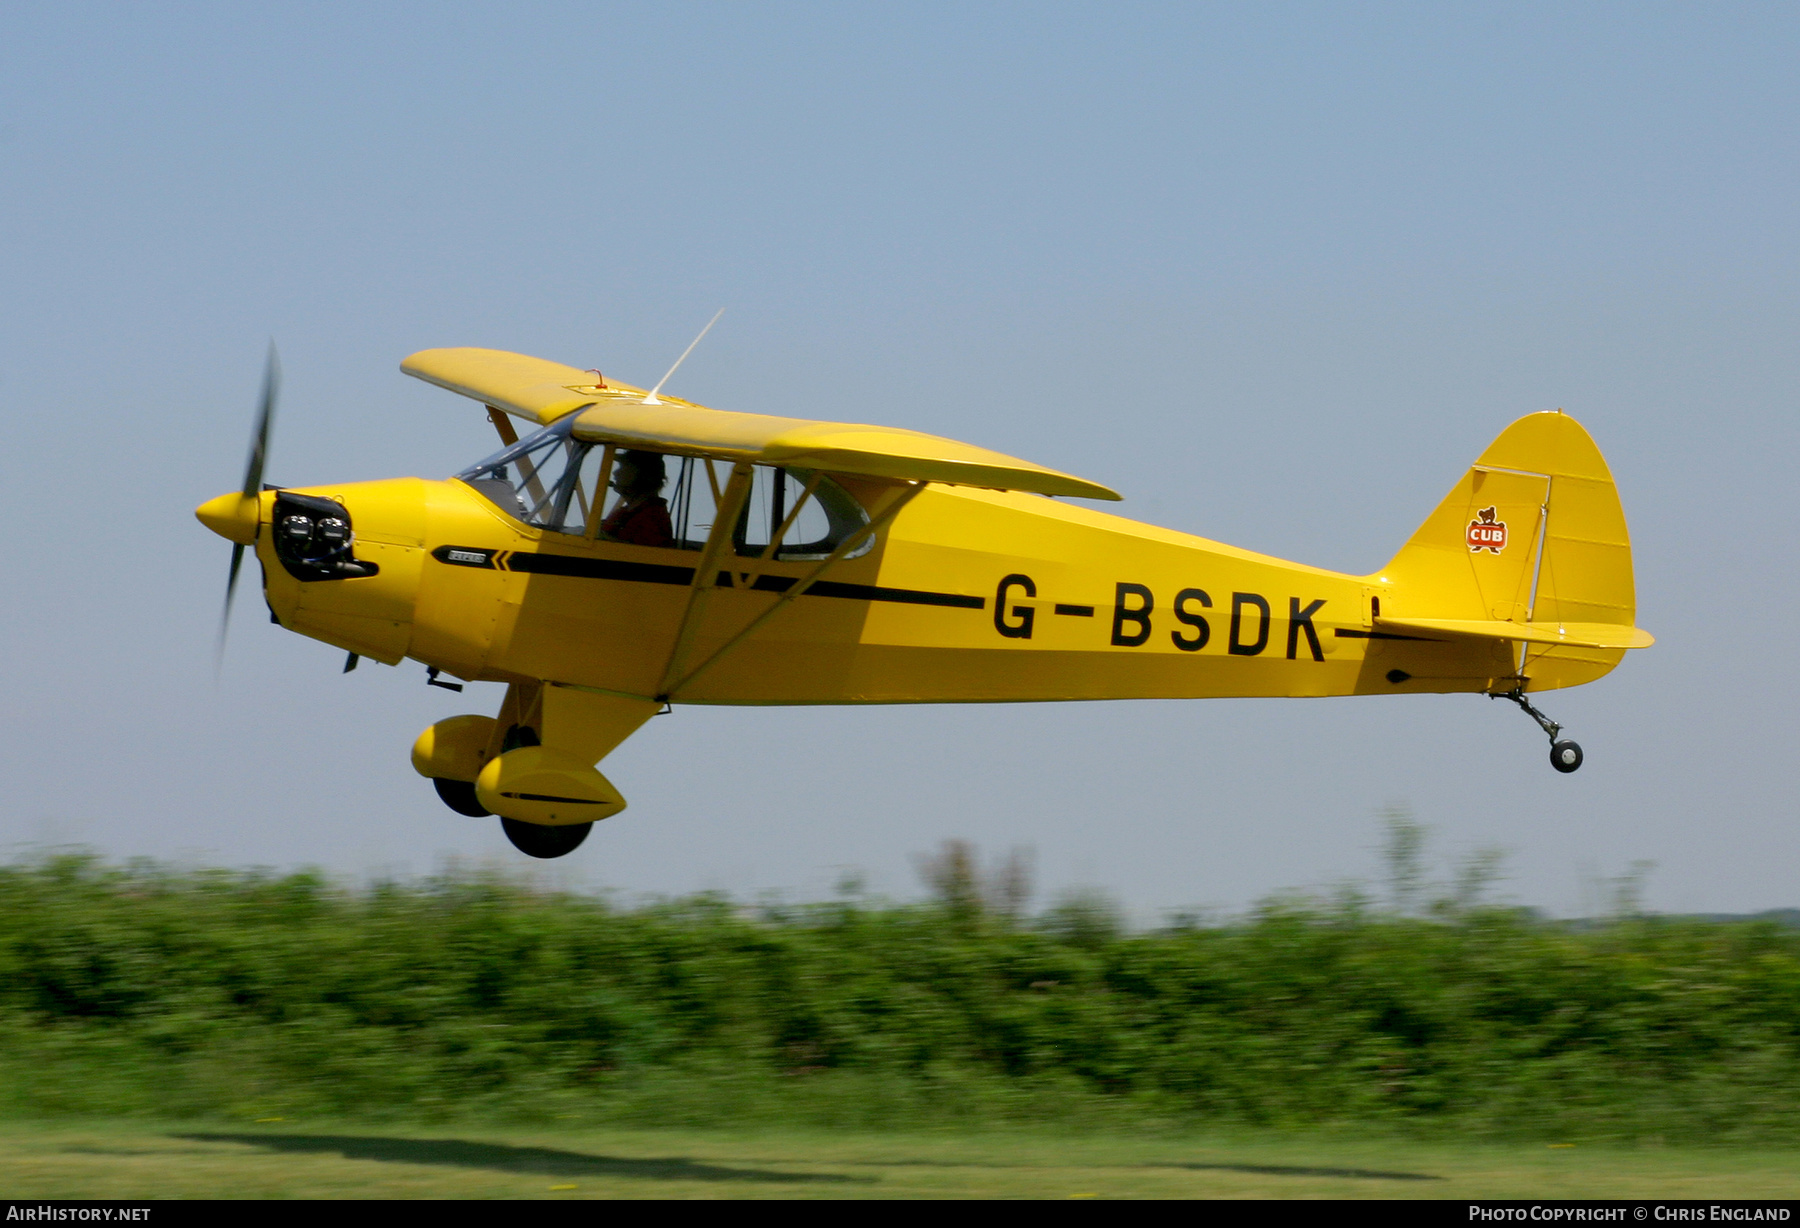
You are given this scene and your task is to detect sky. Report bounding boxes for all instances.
[1,2,1795,918]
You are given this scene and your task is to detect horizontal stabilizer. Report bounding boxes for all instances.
[1378,616,1654,651]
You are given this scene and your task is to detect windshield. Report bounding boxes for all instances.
[455,417,590,531]
[454,420,872,558]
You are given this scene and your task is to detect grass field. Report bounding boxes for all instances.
[2,1123,1797,1200]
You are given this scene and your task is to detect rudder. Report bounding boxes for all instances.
[1378,410,1637,692]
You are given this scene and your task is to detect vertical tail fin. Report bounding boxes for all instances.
[1379,410,1639,691]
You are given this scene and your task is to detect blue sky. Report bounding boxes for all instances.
[2,2,1795,916]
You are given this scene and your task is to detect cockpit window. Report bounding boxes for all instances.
[454,419,873,559]
[455,417,589,531]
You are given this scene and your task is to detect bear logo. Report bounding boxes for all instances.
[1466,506,1507,554]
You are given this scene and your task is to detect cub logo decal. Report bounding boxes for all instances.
[1466,506,1507,554]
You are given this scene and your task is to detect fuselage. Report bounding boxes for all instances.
[254,473,1518,705]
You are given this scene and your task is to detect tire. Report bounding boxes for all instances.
[433,777,491,817]
[1550,740,1584,774]
[494,724,590,856]
[500,817,593,859]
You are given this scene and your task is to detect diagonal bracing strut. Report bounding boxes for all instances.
[655,462,756,699]
[661,481,926,702]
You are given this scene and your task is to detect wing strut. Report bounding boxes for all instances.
[655,463,756,699]
[486,405,520,447]
[661,482,925,702]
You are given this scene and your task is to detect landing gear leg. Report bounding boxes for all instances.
[1495,686,1583,773]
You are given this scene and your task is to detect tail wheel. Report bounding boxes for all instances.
[501,818,593,858]
[1550,740,1584,773]
[1500,689,1587,776]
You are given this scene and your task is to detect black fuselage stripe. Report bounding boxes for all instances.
[505,551,696,586]
[1335,628,1440,642]
[801,579,984,608]
[444,547,984,610]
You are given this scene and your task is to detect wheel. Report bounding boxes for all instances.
[1550,740,1583,773]
[433,777,491,817]
[500,817,592,859]
[494,725,590,856]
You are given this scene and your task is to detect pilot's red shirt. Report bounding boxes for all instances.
[602,497,674,548]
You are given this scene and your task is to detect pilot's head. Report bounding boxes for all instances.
[613,450,667,499]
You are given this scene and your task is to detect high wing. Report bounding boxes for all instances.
[401,348,609,425]
[401,347,1122,501]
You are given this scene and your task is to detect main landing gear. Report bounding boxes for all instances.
[1496,686,1583,773]
[428,724,597,858]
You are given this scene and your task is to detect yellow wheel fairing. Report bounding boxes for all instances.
[410,714,499,783]
[475,746,627,826]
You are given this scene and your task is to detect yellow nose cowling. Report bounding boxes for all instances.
[195,492,259,545]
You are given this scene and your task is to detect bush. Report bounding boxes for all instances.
[0,852,1797,1140]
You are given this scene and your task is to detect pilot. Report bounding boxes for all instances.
[599,450,676,548]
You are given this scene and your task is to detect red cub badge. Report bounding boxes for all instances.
[1466,506,1507,554]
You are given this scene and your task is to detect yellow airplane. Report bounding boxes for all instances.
[197,344,1653,858]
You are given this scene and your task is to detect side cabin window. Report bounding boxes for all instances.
[453,417,872,559]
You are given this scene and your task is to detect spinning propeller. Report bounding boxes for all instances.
[202,343,280,662]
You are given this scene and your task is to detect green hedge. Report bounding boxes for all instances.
[1,854,1797,1139]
